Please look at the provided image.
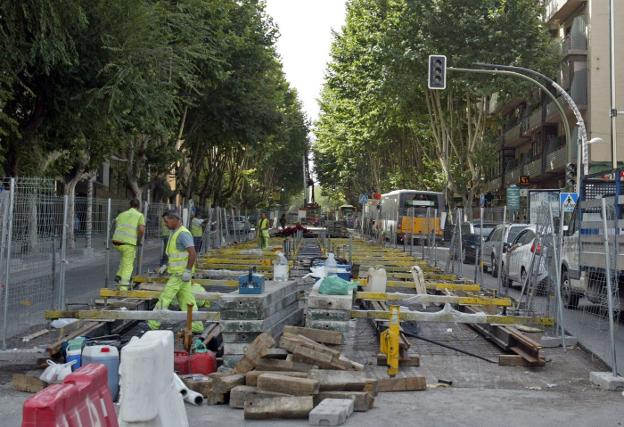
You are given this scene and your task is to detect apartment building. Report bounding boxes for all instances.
[482,0,624,202]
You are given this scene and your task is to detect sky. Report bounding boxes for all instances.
[265,0,347,124]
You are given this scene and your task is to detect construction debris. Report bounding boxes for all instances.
[244,396,315,420]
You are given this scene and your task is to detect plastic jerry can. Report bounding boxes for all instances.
[367,267,387,293]
[81,344,120,401]
[174,350,216,375]
[65,336,86,371]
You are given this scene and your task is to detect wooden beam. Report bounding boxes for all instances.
[132,275,238,287]
[356,291,512,307]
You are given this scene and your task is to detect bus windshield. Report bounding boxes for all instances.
[402,193,438,216]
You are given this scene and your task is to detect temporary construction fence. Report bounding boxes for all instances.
[0,177,258,348]
[574,196,621,375]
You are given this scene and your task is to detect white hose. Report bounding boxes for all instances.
[173,374,189,397]
[183,389,204,406]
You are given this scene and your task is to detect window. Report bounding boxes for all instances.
[516,230,535,246]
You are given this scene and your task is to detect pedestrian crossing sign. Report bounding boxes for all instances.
[560,192,578,213]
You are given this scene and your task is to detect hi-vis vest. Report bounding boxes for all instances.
[191,217,203,237]
[112,208,143,245]
[259,218,270,230]
[167,226,191,275]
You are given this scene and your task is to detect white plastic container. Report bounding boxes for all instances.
[367,267,387,293]
[82,344,120,401]
[273,252,289,282]
[325,253,338,276]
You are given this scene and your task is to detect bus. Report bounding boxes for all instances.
[337,204,356,227]
[375,190,446,242]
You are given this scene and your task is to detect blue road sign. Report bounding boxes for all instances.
[560,192,578,213]
[358,194,368,205]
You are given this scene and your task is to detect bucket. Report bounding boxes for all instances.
[65,336,86,371]
[273,264,289,282]
[82,345,120,401]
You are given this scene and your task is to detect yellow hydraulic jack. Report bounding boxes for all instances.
[379,305,401,377]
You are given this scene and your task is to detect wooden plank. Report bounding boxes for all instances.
[45,309,220,321]
[377,375,426,392]
[356,292,512,307]
[283,325,343,345]
[234,333,275,374]
[254,359,317,373]
[245,371,309,387]
[244,396,314,420]
[308,369,378,393]
[12,374,46,393]
[257,373,320,396]
[376,353,420,367]
[498,354,528,367]
[229,386,288,409]
[22,329,49,342]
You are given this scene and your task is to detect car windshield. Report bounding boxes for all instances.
[506,226,527,243]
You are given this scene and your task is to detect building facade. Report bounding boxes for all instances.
[482,0,624,204]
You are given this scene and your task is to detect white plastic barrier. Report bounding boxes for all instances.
[118,330,189,427]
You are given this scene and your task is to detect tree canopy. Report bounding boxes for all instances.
[0,0,309,208]
[314,0,558,209]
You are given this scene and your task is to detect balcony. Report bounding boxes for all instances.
[562,35,587,59]
[544,0,586,24]
[527,157,543,177]
[545,146,567,173]
[504,120,530,147]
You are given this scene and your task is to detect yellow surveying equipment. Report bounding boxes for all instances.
[380,305,401,376]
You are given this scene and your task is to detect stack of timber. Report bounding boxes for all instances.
[306,286,354,340]
[199,328,428,420]
[220,281,305,368]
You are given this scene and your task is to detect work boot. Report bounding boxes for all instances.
[114,275,121,283]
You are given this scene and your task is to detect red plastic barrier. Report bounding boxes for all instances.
[22,363,118,427]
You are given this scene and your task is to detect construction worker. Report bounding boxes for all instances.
[112,199,145,291]
[257,212,270,249]
[160,215,170,266]
[190,211,205,253]
[148,210,203,333]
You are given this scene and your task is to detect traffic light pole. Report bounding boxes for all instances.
[448,66,574,190]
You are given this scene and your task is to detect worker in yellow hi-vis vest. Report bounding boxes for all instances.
[190,211,205,253]
[257,212,270,249]
[148,210,203,333]
[112,199,145,291]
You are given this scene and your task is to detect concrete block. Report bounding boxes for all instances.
[589,371,624,391]
[309,398,354,426]
[307,309,351,322]
[223,355,244,368]
[306,320,351,333]
[309,369,378,393]
[222,302,300,333]
[221,291,300,320]
[308,288,353,311]
[246,370,309,386]
[540,335,578,348]
[317,391,374,412]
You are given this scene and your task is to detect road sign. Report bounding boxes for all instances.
[506,185,520,212]
[560,192,578,213]
[358,194,368,205]
[519,176,530,185]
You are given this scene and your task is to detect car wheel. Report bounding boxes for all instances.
[520,268,527,290]
[561,270,580,309]
[491,255,498,278]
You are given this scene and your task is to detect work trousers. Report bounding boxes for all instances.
[258,230,270,249]
[193,236,203,254]
[147,275,204,333]
[114,244,136,291]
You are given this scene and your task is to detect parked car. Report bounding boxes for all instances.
[443,220,474,243]
[229,216,251,233]
[503,226,549,291]
[472,222,497,240]
[482,223,530,277]
[462,233,484,264]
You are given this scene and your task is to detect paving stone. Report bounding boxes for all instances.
[589,371,624,391]
[308,398,354,426]
[316,391,374,412]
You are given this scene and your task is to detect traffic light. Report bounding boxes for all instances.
[566,162,577,188]
[428,55,447,90]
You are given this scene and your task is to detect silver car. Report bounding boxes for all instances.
[482,223,530,277]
